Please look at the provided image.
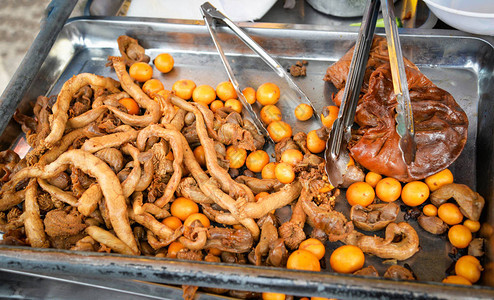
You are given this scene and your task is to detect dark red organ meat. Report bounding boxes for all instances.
[324,37,468,182]
[324,36,418,91]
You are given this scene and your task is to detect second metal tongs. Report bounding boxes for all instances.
[200,2,319,144]
[325,0,380,187]
[325,0,416,187]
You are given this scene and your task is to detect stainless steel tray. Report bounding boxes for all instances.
[0,12,493,299]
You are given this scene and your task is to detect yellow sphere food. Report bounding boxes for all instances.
[329,245,365,274]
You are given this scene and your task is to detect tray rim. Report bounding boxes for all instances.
[0,245,493,299]
[66,15,494,46]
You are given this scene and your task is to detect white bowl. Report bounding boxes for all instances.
[423,0,494,36]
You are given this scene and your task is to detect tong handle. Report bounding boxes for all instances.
[381,0,416,164]
[201,1,317,116]
[328,0,380,158]
[201,2,284,78]
[382,0,408,97]
[200,2,273,143]
[201,1,320,144]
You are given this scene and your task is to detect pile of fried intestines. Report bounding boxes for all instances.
[0,36,339,260]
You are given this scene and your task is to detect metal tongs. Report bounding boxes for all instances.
[325,0,417,187]
[381,0,416,165]
[325,0,381,187]
[200,2,319,144]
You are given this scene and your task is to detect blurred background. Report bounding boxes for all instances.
[0,0,86,96]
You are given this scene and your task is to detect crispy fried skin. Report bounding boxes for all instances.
[1,150,138,254]
[417,214,448,235]
[137,125,183,207]
[77,184,102,216]
[108,56,161,127]
[44,73,120,148]
[235,176,284,195]
[94,148,124,173]
[430,183,484,221]
[177,177,213,204]
[344,222,419,261]
[120,144,141,198]
[135,152,154,192]
[24,179,49,248]
[117,35,150,66]
[81,129,138,153]
[238,181,302,219]
[384,265,416,280]
[171,95,255,203]
[37,178,78,206]
[67,92,129,129]
[278,197,306,250]
[86,226,135,255]
[179,220,208,250]
[178,133,259,239]
[350,202,399,231]
[39,126,99,165]
[205,227,254,253]
[0,190,26,212]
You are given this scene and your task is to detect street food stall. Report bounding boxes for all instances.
[0,0,492,298]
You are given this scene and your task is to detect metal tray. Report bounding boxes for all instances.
[0,10,493,300]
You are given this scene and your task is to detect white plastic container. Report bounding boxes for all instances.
[126,0,276,22]
[423,0,494,36]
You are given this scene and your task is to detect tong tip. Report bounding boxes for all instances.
[399,132,416,165]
